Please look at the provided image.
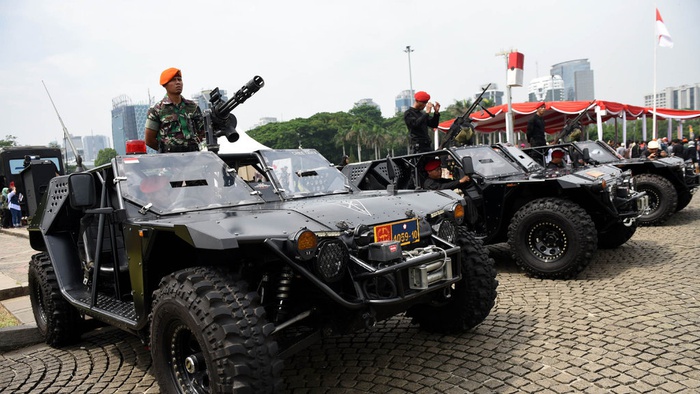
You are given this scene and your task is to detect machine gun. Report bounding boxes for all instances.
[205,76,264,153]
[553,100,596,143]
[440,83,495,149]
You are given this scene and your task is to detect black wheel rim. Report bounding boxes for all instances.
[29,276,48,329]
[640,187,660,216]
[527,221,568,261]
[167,323,210,394]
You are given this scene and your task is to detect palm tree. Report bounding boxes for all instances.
[345,122,367,162]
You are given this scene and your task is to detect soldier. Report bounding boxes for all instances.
[422,159,470,190]
[405,91,440,154]
[526,103,547,147]
[145,67,205,153]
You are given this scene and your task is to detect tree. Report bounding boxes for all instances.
[0,135,18,148]
[94,148,118,166]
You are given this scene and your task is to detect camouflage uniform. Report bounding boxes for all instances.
[145,95,205,152]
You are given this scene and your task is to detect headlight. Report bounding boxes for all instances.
[452,202,465,225]
[591,179,607,192]
[433,220,456,243]
[289,229,318,261]
[314,240,348,282]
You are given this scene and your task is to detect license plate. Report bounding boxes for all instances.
[373,218,420,245]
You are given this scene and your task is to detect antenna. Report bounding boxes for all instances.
[42,80,86,172]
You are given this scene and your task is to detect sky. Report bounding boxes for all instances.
[1,0,698,148]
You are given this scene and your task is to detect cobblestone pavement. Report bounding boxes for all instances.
[1,198,699,393]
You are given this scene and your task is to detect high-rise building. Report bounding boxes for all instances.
[528,75,565,102]
[111,95,149,155]
[82,135,110,162]
[475,83,504,106]
[253,117,278,128]
[644,83,700,109]
[550,59,595,101]
[354,98,380,111]
[395,90,412,114]
[192,89,229,111]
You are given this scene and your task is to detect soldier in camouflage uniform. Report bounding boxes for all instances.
[145,67,205,153]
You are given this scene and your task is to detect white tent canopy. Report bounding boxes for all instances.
[216,130,270,154]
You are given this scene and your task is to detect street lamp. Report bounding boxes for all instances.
[404,46,414,98]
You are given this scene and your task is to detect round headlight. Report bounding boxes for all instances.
[315,240,348,283]
[435,220,456,243]
[452,202,465,225]
[290,229,318,261]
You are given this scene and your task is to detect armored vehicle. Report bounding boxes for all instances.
[343,143,648,279]
[561,140,699,225]
[25,146,497,393]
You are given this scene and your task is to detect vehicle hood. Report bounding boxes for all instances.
[132,189,462,249]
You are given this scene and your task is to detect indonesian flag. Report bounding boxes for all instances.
[656,8,673,48]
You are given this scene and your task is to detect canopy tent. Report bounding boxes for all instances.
[217,130,270,153]
[437,100,700,142]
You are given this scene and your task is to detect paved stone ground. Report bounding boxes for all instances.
[1,198,699,393]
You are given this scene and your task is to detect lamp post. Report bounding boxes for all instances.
[404,45,414,98]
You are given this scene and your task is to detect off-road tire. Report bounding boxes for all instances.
[150,267,282,394]
[508,198,597,279]
[28,253,83,347]
[407,228,498,333]
[597,221,637,249]
[676,190,692,212]
[635,174,677,225]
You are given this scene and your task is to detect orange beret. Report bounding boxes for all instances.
[160,67,181,85]
[140,175,169,193]
[424,159,441,171]
[414,91,430,102]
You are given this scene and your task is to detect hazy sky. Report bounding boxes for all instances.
[1,0,697,147]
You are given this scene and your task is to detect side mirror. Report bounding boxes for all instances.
[68,173,96,209]
[582,148,591,162]
[462,156,475,176]
[385,156,395,182]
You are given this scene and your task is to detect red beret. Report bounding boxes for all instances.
[140,175,169,193]
[424,159,441,172]
[414,91,430,102]
[160,67,181,85]
[551,149,566,158]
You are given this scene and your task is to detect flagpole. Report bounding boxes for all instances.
[653,21,657,140]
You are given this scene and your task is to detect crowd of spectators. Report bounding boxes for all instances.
[608,136,699,169]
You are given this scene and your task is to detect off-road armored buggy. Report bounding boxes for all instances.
[560,140,699,225]
[24,146,497,392]
[343,143,648,279]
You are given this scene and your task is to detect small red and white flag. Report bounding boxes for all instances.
[656,8,673,48]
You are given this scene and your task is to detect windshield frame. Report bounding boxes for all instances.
[574,141,620,164]
[452,146,525,178]
[116,151,265,215]
[259,149,357,199]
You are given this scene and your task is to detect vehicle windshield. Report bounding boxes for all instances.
[117,151,264,214]
[502,145,544,172]
[576,141,619,163]
[453,146,524,177]
[260,149,355,198]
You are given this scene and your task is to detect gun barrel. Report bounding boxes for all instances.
[219,76,265,115]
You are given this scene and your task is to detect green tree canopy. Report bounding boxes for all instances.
[0,135,18,148]
[94,148,118,166]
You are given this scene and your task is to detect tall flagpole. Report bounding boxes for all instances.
[652,10,658,140]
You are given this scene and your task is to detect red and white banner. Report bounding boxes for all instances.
[656,8,673,48]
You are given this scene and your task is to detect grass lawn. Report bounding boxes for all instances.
[0,303,19,328]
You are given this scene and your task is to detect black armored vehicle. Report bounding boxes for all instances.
[343,143,648,279]
[24,146,497,392]
[554,140,698,225]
